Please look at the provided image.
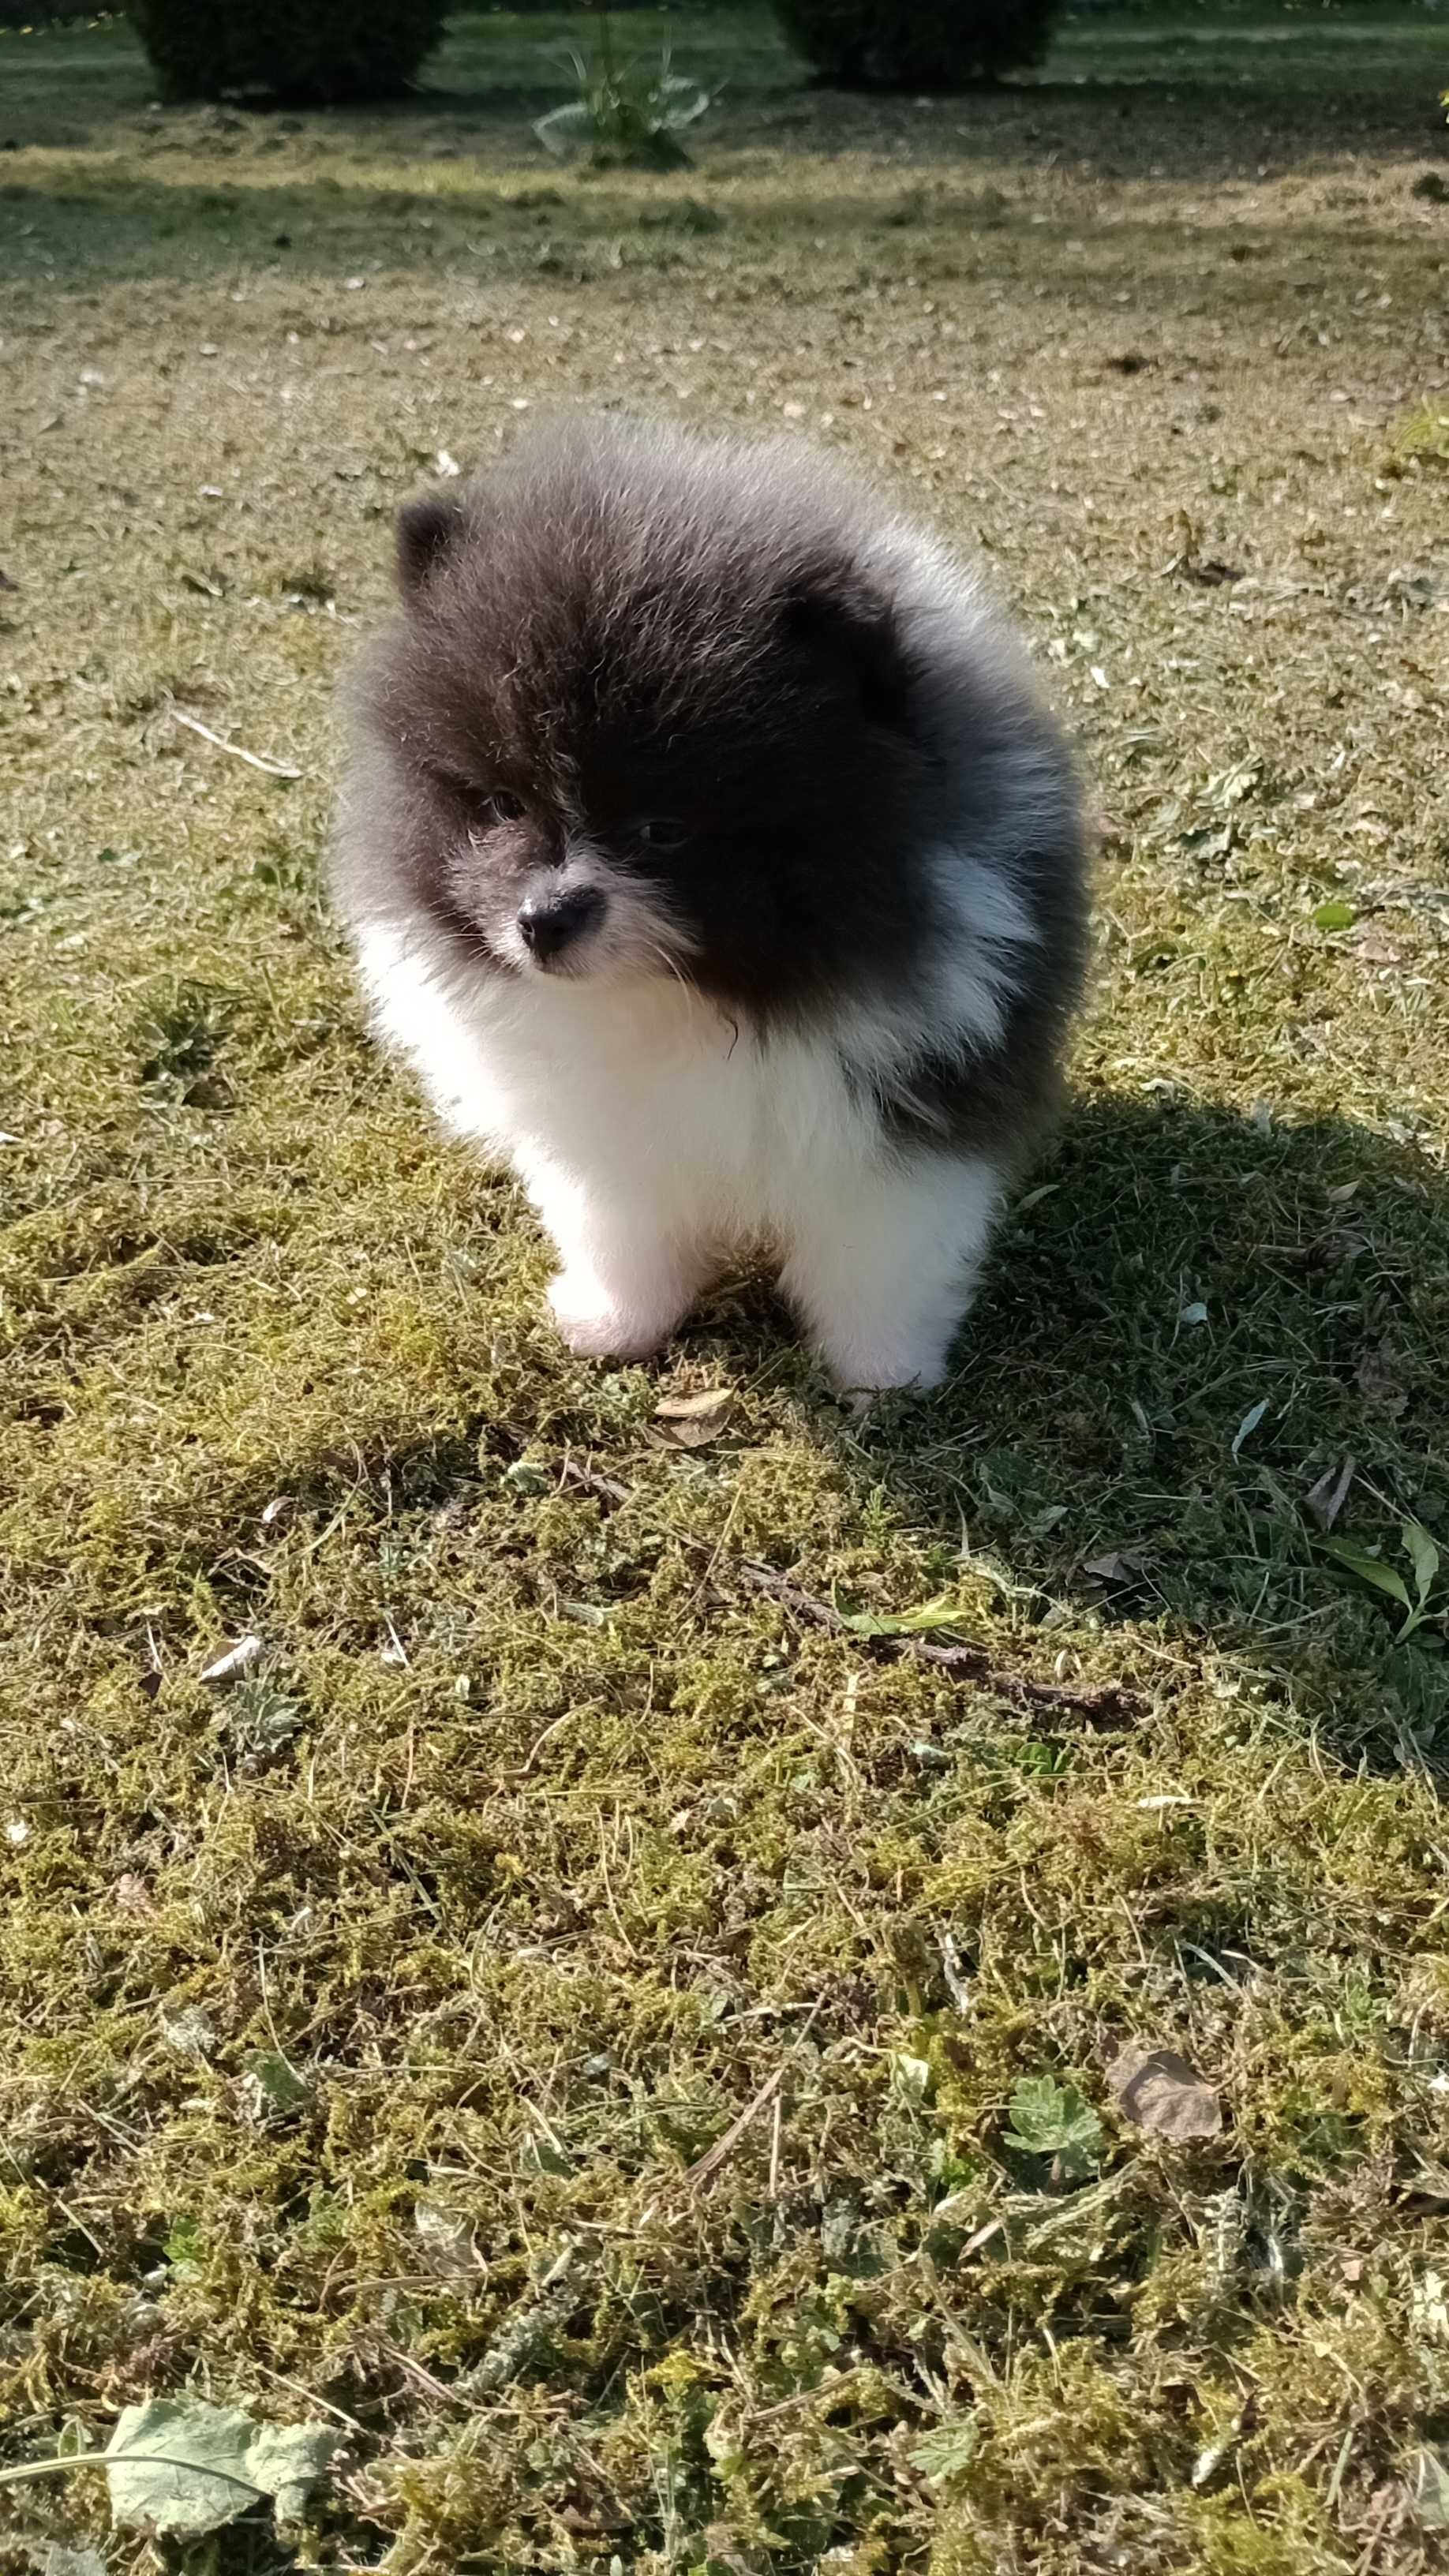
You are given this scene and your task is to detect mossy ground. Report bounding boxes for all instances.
[2,8,1449,2570]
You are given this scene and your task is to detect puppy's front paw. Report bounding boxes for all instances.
[548,1271,676,1363]
[826,1345,951,1402]
[839,1382,927,1420]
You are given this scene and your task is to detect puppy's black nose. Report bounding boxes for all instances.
[517,884,603,964]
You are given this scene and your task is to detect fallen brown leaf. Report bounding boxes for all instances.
[1108,2041,1222,2143]
[653,1387,734,1448]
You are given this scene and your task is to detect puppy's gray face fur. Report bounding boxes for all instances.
[422,794,677,986]
[344,419,948,1016]
[336,416,1089,1165]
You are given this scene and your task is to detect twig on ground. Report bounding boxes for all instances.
[675,2000,822,2197]
[556,1453,1136,1720]
[596,1805,640,1960]
[0,2451,265,2496]
[373,2339,459,2406]
[167,706,304,778]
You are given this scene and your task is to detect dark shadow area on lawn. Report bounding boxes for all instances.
[1,164,1439,307]
[705,1087,1449,1777]
[178,1084,1448,1789]
[773,80,1449,182]
[6,25,1447,176]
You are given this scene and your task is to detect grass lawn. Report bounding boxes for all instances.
[3,6,1449,2569]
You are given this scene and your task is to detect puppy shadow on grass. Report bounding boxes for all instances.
[705,1086,1448,1776]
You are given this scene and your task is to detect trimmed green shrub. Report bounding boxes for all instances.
[769,0,1061,91]
[0,1,99,21]
[125,0,448,105]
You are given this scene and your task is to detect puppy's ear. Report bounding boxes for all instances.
[396,489,467,598]
[781,560,915,735]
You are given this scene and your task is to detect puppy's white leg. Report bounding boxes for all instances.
[529,1162,709,1361]
[779,1151,1004,1394]
[548,1244,703,1361]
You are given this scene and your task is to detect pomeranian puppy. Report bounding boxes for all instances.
[333,416,1086,1392]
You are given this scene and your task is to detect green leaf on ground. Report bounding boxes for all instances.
[837,1593,965,1638]
[105,2398,338,2540]
[1322,1539,1413,1613]
[1003,2076,1105,2181]
[1403,1521,1441,1612]
[1324,1523,1446,1638]
[911,2413,980,2484]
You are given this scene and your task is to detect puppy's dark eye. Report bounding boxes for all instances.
[636,815,689,853]
[442,773,526,828]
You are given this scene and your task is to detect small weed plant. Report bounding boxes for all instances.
[536,4,710,167]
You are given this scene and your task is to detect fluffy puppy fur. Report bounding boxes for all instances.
[333,415,1087,1391]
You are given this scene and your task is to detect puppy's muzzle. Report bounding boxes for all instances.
[517,883,604,967]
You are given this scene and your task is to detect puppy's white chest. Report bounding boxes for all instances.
[359,923,859,1240]
[492,983,769,1225]
[358,918,1007,1392]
